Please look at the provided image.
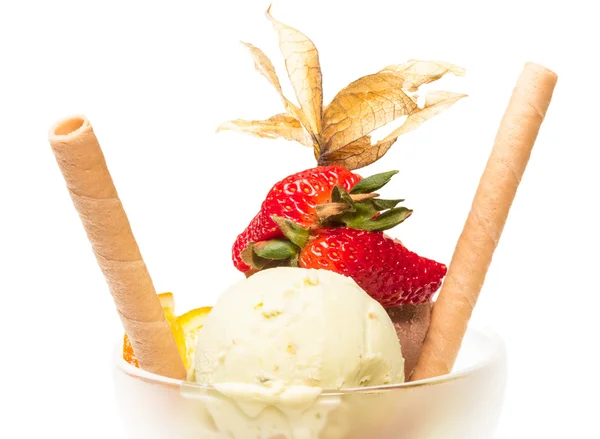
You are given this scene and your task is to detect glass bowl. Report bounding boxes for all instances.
[113,326,507,438]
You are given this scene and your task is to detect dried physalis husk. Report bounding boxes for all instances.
[319,90,467,170]
[267,10,323,138]
[217,7,466,170]
[217,114,313,147]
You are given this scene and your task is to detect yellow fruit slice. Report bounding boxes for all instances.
[158,292,175,312]
[177,307,212,372]
[122,334,138,368]
[158,292,187,363]
[123,293,211,375]
[123,292,183,368]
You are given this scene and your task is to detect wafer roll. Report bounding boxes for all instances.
[49,116,186,379]
[411,63,557,380]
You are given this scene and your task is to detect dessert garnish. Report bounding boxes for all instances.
[221,8,465,309]
[411,63,558,380]
[218,7,466,170]
[48,116,186,379]
[123,292,211,378]
[233,166,447,307]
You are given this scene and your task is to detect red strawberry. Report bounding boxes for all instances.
[298,228,447,306]
[234,166,447,307]
[232,166,361,271]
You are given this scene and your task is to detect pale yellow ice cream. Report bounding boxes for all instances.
[191,267,404,438]
[194,267,404,391]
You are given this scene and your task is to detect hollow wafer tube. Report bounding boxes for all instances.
[48,116,187,379]
[411,63,557,380]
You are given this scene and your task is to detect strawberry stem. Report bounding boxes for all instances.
[240,243,271,269]
[350,193,379,201]
[318,182,412,232]
[316,202,350,220]
[254,239,299,260]
[272,216,310,248]
[349,170,399,194]
[370,198,405,210]
[354,207,413,232]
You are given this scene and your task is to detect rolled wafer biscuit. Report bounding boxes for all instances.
[411,63,557,380]
[49,116,187,379]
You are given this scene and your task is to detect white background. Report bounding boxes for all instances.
[1,0,598,437]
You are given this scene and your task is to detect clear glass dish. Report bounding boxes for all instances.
[113,326,507,439]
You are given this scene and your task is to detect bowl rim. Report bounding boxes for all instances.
[114,325,506,395]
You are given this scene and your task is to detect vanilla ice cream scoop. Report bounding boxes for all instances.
[195,268,404,392]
